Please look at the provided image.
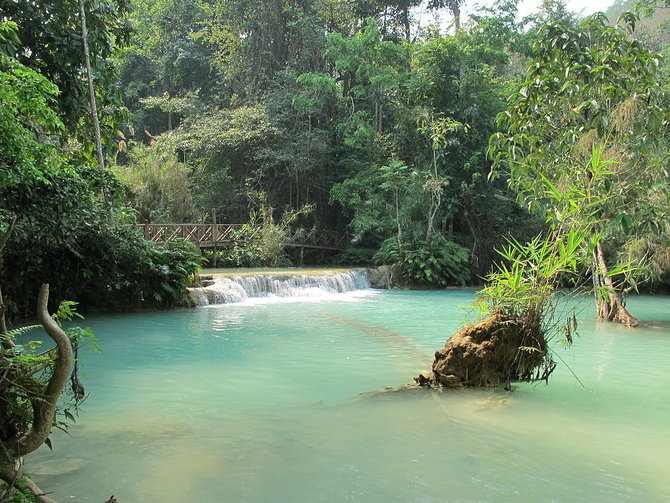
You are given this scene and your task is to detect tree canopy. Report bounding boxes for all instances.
[489,11,670,323]
[2,0,670,304]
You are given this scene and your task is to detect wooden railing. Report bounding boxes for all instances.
[135,223,256,246]
[133,223,349,251]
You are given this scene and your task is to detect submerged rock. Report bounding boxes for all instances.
[353,382,427,401]
[429,314,551,388]
[31,457,86,476]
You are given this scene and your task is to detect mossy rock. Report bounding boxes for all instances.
[431,314,549,388]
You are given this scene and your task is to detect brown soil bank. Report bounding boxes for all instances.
[426,314,554,388]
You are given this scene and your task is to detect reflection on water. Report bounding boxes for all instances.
[26,290,670,502]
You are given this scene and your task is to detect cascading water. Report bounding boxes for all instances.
[190,269,371,306]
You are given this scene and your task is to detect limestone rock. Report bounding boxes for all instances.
[432,314,549,387]
[366,266,392,289]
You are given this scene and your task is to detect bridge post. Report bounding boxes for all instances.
[143,220,149,241]
[212,209,218,268]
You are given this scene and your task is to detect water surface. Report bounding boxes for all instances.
[26,289,670,502]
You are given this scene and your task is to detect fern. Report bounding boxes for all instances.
[2,325,40,339]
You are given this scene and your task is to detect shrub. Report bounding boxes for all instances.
[206,196,313,268]
[375,235,471,287]
[1,168,203,315]
[3,222,203,314]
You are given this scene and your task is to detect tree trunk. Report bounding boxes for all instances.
[426,150,440,240]
[447,0,461,32]
[395,189,402,250]
[593,241,639,327]
[401,6,411,41]
[79,0,113,222]
[0,216,16,346]
[0,285,7,336]
[426,189,440,241]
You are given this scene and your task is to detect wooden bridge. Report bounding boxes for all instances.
[134,223,350,251]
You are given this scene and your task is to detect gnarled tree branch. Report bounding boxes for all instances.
[4,284,73,458]
[1,284,72,502]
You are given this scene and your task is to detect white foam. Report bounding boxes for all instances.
[191,270,373,306]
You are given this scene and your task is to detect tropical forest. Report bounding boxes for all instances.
[0,0,669,501]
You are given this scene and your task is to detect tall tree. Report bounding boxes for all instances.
[0,22,77,501]
[427,0,464,31]
[0,19,65,326]
[0,0,130,133]
[536,0,577,25]
[489,12,669,325]
[79,0,113,217]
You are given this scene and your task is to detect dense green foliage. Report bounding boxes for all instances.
[375,236,471,286]
[0,9,202,317]
[110,0,552,280]
[210,199,313,267]
[489,10,670,321]
[0,0,130,150]
[1,0,669,313]
[1,168,202,314]
[331,247,378,266]
[113,143,197,223]
[0,22,64,188]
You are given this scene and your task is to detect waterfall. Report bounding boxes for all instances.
[190,270,371,306]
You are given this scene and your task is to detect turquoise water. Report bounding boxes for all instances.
[25,289,670,502]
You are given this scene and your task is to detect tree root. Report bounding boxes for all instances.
[594,242,640,327]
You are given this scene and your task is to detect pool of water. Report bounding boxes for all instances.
[25,289,670,502]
